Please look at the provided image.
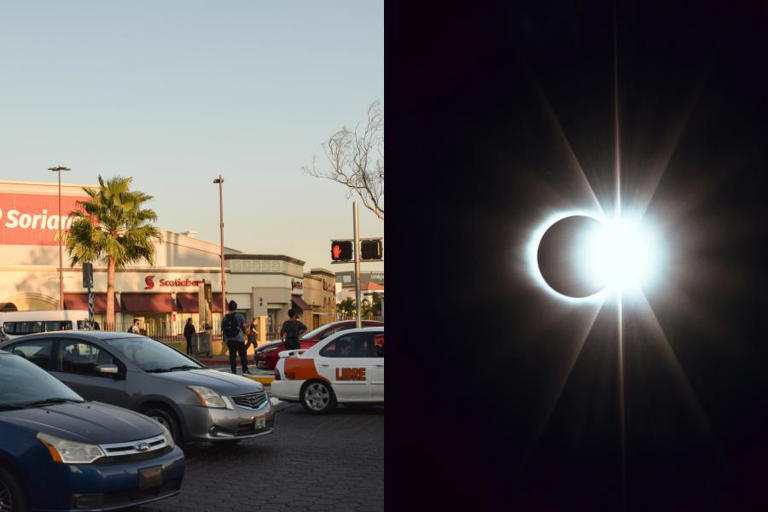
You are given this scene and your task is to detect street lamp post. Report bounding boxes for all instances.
[213,175,226,316]
[49,165,71,310]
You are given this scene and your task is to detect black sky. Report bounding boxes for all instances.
[388,0,768,510]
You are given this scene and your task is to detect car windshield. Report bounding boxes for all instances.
[107,336,203,372]
[301,324,339,340]
[0,353,83,409]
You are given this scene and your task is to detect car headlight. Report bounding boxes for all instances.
[37,432,105,464]
[187,385,227,408]
[262,346,279,353]
[159,424,175,448]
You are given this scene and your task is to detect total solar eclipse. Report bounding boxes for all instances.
[535,214,661,299]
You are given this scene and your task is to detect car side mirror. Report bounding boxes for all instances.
[96,364,119,375]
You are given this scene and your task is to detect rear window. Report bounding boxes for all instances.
[1,321,73,335]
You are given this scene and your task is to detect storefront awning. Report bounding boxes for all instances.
[64,293,120,314]
[121,293,175,314]
[0,302,18,312]
[176,292,225,313]
[291,294,312,311]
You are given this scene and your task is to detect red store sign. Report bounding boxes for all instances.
[0,193,83,246]
[144,275,204,290]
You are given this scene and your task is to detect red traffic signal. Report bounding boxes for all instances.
[361,239,383,260]
[331,241,353,262]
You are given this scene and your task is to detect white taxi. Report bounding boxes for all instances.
[271,326,384,414]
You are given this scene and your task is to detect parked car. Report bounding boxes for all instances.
[0,349,184,511]
[0,310,91,341]
[254,320,384,370]
[0,331,275,445]
[271,326,384,414]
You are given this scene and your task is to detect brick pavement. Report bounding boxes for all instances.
[143,403,384,512]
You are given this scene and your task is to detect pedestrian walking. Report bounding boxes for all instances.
[222,300,250,374]
[246,318,258,350]
[183,318,196,355]
[128,318,141,334]
[280,309,308,351]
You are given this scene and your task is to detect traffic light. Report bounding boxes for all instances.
[361,239,383,260]
[331,240,354,262]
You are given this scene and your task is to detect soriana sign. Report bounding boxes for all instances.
[0,193,83,246]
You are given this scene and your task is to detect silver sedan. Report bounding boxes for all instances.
[0,331,275,444]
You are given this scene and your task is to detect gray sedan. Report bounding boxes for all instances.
[0,331,275,445]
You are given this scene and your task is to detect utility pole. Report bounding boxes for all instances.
[353,202,361,328]
[49,165,70,310]
[213,175,226,315]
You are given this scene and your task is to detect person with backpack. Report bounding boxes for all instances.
[222,300,250,374]
[280,309,308,351]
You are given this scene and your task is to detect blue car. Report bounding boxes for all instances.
[0,350,185,511]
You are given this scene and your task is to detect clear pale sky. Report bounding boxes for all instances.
[0,1,383,271]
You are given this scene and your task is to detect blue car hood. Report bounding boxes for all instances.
[1,401,164,444]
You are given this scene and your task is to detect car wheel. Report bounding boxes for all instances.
[300,380,337,414]
[0,465,28,512]
[142,406,182,444]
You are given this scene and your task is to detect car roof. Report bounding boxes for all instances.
[330,326,383,333]
[1,331,143,343]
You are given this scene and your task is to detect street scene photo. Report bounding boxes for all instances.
[0,2,382,511]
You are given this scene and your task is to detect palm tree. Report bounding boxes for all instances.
[337,298,356,320]
[66,176,161,330]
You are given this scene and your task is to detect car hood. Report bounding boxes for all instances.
[256,341,283,352]
[152,368,264,395]
[0,401,164,444]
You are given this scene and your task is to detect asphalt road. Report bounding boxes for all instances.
[142,402,384,512]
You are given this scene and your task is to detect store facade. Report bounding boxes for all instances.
[0,180,324,349]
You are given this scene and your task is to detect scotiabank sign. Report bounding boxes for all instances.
[0,193,83,246]
[144,275,204,290]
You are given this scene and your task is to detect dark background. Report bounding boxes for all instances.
[387,0,768,510]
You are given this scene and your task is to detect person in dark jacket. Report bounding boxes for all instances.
[183,318,196,355]
[280,309,308,351]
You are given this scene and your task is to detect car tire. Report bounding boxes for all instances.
[300,380,337,414]
[141,406,182,444]
[0,465,28,512]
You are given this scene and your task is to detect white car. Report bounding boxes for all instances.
[271,326,384,414]
[0,310,91,341]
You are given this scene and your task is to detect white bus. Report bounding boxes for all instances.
[0,310,92,341]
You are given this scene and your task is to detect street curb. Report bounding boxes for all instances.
[245,375,275,385]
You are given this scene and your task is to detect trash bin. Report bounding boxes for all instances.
[192,332,212,357]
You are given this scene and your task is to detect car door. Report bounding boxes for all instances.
[316,332,375,402]
[49,338,131,407]
[370,332,384,401]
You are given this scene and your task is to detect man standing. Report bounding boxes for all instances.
[128,319,141,334]
[280,309,308,351]
[222,300,250,374]
[183,318,196,355]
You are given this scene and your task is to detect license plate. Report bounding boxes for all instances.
[138,465,163,489]
[254,417,266,429]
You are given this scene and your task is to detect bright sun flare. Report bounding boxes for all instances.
[579,217,661,295]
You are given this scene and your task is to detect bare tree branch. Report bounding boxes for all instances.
[303,100,384,220]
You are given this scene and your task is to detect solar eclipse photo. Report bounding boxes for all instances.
[387,1,768,510]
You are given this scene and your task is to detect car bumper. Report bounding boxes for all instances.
[31,446,185,512]
[180,399,276,442]
[254,352,277,370]
[271,379,303,402]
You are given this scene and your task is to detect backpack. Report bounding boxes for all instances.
[222,313,241,339]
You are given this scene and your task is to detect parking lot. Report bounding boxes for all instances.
[143,402,384,512]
